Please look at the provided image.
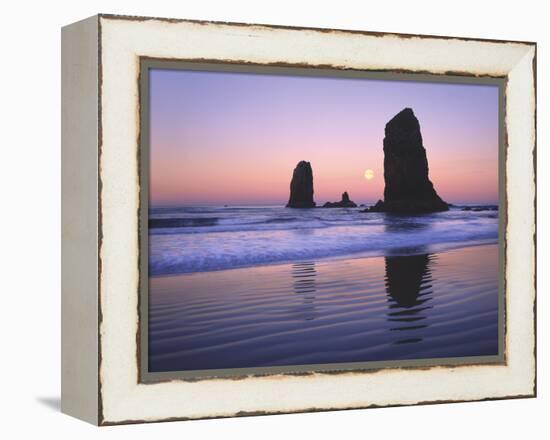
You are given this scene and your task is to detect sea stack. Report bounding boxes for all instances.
[367,108,448,213]
[286,161,316,208]
[323,192,358,208]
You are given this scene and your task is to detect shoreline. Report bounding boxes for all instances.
[149,238,499,278]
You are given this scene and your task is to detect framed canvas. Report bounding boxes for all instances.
[61,14,536,425]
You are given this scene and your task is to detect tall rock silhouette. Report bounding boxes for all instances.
[286,161,316,208]
[368,108,448,213]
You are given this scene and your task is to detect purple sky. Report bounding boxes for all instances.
[149,68,499,206]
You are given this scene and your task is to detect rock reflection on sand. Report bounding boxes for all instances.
[149,245,499,372]
[291,262,317,321]
[385,254,434,345]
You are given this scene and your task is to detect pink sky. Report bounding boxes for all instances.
[149,69,500,206]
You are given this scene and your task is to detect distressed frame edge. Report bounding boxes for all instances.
[532,43,538,399]
[61,14,101,425]
[503,44,537,401]
[94,15,537,425]
[100,393,536,427]
[97,12,537,46]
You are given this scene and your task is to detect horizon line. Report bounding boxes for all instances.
[149,200,500,208]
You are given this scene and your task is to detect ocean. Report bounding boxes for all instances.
[149,205,499,276]
[147,205,500,373]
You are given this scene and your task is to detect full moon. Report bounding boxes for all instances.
[364,169,374,180]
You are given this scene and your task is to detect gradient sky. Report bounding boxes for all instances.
[149,68,499,206]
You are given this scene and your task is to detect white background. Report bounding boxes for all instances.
[0,0,546,438]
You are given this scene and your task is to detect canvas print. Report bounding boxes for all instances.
[145,66,502,375]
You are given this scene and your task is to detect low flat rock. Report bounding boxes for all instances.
[323,191,357,208]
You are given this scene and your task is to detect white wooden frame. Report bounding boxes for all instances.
[61,14,536,425]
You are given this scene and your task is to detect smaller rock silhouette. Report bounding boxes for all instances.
[286,161,316,208]
[323,192,358,208]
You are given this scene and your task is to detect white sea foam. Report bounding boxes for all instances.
[149,206,499,275]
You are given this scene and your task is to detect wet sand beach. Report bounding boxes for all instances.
[149,243,499,372]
